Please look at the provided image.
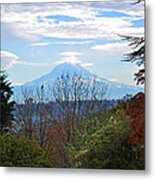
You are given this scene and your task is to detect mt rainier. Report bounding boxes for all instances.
[13,62,144,99]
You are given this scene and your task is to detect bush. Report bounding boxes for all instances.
[67,109,144,169]
[0,134,54,167]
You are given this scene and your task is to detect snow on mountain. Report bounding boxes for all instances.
[13,62,144,100]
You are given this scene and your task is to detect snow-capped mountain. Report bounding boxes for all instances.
[22,62,96,87]
[13,62,144,99]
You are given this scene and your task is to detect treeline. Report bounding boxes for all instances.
[0,72,144,169]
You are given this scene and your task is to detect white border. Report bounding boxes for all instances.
[1,0,110,3]
[0,0,155,180]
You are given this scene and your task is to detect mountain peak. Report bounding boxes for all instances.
[13,62,143,99]
[52,62,81,73]
[22,62,95,87]
[50,62,95,78]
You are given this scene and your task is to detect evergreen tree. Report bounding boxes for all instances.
[0,71,15,133]
[121,0,145,85]
[121,35,145,85]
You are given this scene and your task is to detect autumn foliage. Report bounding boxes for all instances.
[126,92,145,144]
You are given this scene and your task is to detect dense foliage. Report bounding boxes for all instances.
[0,71,15,133]
[0,134,54,167]
[67,108,144,169]
[127,92,145,144]
[0,73,144,169]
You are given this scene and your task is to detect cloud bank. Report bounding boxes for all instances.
[91,42,131,55]
[1,51,49,69]
[1,1,144,42]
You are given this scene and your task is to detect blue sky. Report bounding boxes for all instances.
[1,0,144,86]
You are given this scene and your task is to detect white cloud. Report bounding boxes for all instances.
[12,82,24,86]
[81,63,93,67]
[1,2,144,41]
[56,51,93,68]
[59,51,83,57]
[57,51,83,65]
[91,42,131,55]
[53,40,93,45]
[31,42,51,46]
[30,40,93,47]
[56,59,82,65]
[1,51,19,69]
[1,50,49,69]
[1,51,18,59]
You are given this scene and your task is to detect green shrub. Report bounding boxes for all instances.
[0,134,54,167]
[67,109,144,169]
